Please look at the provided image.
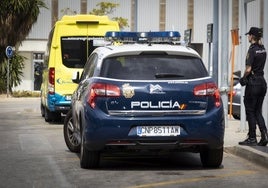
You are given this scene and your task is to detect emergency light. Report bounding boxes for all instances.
[105,31,181,44]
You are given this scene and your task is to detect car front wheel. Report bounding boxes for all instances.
[200,147,223,168]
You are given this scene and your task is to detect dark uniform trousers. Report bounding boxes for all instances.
[244,76,267,138]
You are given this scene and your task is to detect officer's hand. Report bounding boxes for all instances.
[239,77,247,86]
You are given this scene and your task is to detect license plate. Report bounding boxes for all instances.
[137,126,180,136]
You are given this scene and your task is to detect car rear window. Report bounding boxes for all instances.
[100,55,208,80]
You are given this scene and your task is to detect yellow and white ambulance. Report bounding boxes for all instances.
[40,14,119,122]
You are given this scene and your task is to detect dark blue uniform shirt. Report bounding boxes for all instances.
[246,43,266,76]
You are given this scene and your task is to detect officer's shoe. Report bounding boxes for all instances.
[239,138,257,146]
[257,132,268,146]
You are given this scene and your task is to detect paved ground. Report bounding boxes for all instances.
[1,95,268,169]
[225,118,268,169]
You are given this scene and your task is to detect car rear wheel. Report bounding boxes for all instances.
[200,147,223,168]
[80,132,100,169]
[63,110,81,153]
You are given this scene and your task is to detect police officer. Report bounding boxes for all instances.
[239,27,268,146]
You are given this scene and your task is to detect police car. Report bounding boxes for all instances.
[63,31,225,169]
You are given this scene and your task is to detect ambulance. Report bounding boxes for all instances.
[40,14,119,122]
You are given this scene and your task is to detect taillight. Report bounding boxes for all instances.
[48,67,55,94]
[87,83,120,108]
[194,82,221,108]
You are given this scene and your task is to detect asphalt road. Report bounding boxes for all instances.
[0,97,267,188]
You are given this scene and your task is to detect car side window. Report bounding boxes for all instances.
[80,53,98,80]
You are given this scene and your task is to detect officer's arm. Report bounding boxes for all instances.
[239,65,252,86]
[243,65,252,78]
[240,63,252,86]
[243,47,254,78]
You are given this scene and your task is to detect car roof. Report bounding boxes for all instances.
[93,43,201,60]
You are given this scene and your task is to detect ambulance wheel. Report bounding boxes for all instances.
[44,108,61,122]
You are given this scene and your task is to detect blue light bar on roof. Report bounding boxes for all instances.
[105,31,181,43]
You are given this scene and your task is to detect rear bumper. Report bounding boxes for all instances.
[54,105,70,113]
[46,93,71,113]
[83,106,225,152]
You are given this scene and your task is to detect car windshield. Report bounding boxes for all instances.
[61,36,104,68]
[100,55,208,80]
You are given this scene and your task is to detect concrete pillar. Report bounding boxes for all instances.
[212,0,219,85]
[220,0,229,127]
[263,0,268,128]
[51,0,58,27]
[80,0,87,14]
[239,0,247,132]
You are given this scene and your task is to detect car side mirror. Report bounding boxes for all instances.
[72,71,80,84]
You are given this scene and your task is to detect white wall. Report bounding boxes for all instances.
[137,0,160,31]
[27,0,51,39]
[13,40,47,91]
[87,0,132,31]
[58,0,81,18]
[18,0,262,92]
[165,0,188,34]
[193,0,213,43]
[13,52,33,91]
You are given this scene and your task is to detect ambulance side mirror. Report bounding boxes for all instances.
[72,71,80,84]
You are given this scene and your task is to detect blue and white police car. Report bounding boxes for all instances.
[63,31,225,169]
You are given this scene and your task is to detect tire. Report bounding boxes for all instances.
[80,132,100,169]
[200,147,223,168]
[63,110,80,153]
[40,104,45,117]
[232,114,240,120]
[44,108,61,122]
[44,108,53,122]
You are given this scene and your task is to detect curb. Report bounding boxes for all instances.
[225,146,268,169]
[0,97,40,101]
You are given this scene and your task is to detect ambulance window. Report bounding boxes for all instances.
[61,36,104,69]
[61,37,87,68]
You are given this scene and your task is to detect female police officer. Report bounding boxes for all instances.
[239,27,268,146]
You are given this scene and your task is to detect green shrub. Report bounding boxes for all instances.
[0,54,25,94]
[12,90,40,97]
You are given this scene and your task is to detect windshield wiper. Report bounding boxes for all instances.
[155,73,184,78]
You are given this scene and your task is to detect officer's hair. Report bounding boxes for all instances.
[252,35,262,45]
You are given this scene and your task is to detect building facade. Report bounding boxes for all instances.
[16,0,266,92]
